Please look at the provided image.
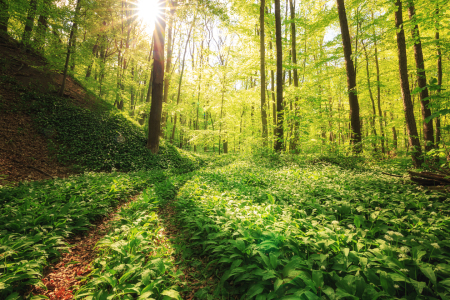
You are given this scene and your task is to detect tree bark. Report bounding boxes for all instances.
[58,0,81,97]
[274,0,284,151]
[289,0,299,153]
[146,0,166,154]
[372,11,385,154]
[22,0,38,44]
[170,18,195,143]
[260,0,268,146]
[408,0,434,151]
[362,41,378,152]
[394,0,422,167]
[435,7,442,145]
[161,1,175,137]
[336,0,362,153]
[0,0,8,33]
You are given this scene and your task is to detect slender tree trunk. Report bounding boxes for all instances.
[408,0,434,151]
[59,0,81,97]
[274,0,284,151]
[435,7,442,145]
[362,42,378,152]
[146,0,166,153]
[372,13,385,154]
[161,1,175,136]
[22,0,38,44]
[171,17,196,142]
[336,0,362,153]
[0,0,9,33]
[289,0,299,152]
[394,0,422,167]
[391,111,398,151]
[35,0,53,49]
[260,0,268,146]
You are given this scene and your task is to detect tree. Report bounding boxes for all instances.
[260,0,268,145]
[435,5,442,145]
[59,0,82,97]
[408,0,433,151]
[289,0,299,152]
[0,0,9,33]
[22,0,38,44]
[147,0,166,153]
[394,0,422,167]
[274,0,283,151]
[336,0,361,153]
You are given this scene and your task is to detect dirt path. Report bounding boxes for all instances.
[30,195,140,300]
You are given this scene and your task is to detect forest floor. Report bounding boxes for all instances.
[0,32,104,185]
[3,154,449,300]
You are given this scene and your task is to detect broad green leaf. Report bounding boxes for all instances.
[247,284,265,299]
[419,265,437,286]
[161,289,180,299]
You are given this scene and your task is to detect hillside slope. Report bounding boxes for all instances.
[0,33,201,185]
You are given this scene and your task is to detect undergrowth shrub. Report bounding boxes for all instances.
[19,91,203,173]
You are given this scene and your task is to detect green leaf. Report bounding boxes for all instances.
[152,258,166,275]
[161,289,180,299]
[380,272,395,296]
[142,269,152,286]
[5,293,21,300]
[419,265,437,286]
[312,270,324,288]
[247,283,265,299]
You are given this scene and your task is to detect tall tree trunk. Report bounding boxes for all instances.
[336,0,362,153]
[0,0,9,33]
[274,0,284,151]
[394,0,422,167]
[171,18,195,143]
[408,0,434,151]
[161,1,175,137]
[35,0,53,49]
[260,0,268,145]
[270,41,276,131]
[435,6,442,145]
[22,0,38,44]
[146,0,166,153]
[59,0,81,97]
[372,12,385,154]
[289,0,299,152]
[362,41,378,152]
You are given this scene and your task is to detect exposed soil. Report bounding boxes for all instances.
[0,32,103,185]
[30,194,141,300]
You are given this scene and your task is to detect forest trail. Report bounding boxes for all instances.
[31,194,142,300]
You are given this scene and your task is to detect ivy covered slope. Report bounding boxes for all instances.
[174,156,450,299]
[20,90,203,174]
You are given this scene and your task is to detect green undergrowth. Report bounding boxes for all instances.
[0,169,178,298]
[172,156,450,299]
[17,90,203,173]
[75,173,194,300]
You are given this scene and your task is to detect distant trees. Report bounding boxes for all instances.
[2,0,448,163]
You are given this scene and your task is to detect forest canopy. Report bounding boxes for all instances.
[0,0,449,163]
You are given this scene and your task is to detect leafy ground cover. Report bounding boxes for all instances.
[19,90,203,174]
[74,174,193,300]
[171,155,450,299]
[0,163,200,298]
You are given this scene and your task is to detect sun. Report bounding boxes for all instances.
[137,0,163,35]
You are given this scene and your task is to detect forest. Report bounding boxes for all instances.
[0,0,449,299]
